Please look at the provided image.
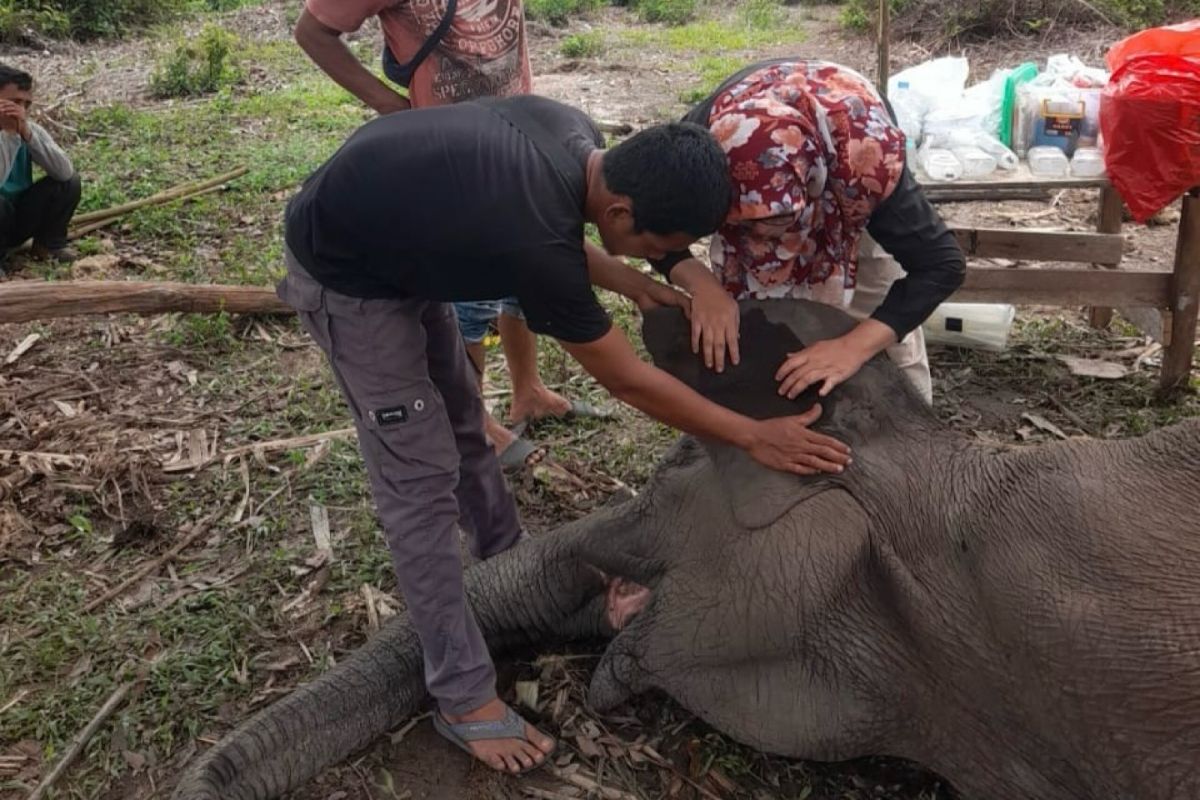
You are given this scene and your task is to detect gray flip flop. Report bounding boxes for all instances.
[433,704,556,775]
[510,399,614,438]
[498,437,542,470]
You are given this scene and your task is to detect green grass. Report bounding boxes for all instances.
[68,38,368,287]
[560,30,606,58]
[526,0,605,25]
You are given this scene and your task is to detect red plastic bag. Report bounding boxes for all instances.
[1107,20,1200,72]
[1101,53,1200,222]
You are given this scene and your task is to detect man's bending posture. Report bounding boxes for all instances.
[278,95,851,775]
[0,63,80,268]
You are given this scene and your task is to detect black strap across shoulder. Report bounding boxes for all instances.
[381,0,458,90]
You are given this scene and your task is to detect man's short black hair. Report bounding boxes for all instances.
[601,122,731,237]
[0,64,32,93]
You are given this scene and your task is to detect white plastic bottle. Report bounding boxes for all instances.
[918,146,963,182]
[891,80,921,164]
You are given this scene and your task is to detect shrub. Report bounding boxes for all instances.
[739,0,786,29]
[633,0,697,25]
[842,0,1200,37]
[560,30,605,58]
[151,24,241,98]
[525,0,604,25]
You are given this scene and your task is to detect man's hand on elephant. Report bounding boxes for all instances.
[746,404,851,475]
[635,280,691,316]
[689,280,740,373]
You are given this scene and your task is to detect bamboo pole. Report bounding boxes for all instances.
[68,181,232,240]
[69,166,249,226]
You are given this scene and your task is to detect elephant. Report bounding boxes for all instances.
[173,300,1200,800]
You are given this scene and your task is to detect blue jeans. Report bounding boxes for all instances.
[453,299,525,344]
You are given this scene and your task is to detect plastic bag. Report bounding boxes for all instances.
[887,57,969,123]
[1107,20,1200,72]
[1101,54,1200,222]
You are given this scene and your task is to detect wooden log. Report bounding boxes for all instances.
[69,166,249,226]
[0,280,290,324]
[1160,191,1200,394]
[950,227,1124,266]
[927,187,1051,203]
[952,266,1171,306]
[1086,184,1126,328]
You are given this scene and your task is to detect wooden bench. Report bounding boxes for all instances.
[920,171,1198,394]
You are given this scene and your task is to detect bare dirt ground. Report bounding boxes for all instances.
[1,3,1197,800]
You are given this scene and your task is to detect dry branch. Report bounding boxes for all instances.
[26,682,132,800]
[0,280,290,324]
[82,512,219,614]
[68,182,232,240]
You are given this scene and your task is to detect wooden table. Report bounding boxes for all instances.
[917,169,1199,394]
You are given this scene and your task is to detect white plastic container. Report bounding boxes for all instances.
[922,303,1017,352]
[918,147,963,182]
[1070,146,1105,178]
[1027,145,1069,177]
[951,145,998,178]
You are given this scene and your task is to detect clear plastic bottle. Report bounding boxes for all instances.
[1027,145,1070,178]
[1069,146,1105,178]
[891,80,921,164]
[919,147,963,182]
[952,146,998,178]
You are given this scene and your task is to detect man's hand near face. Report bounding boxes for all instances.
[0,99,30,140]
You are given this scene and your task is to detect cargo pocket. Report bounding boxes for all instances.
[359,379,459,480]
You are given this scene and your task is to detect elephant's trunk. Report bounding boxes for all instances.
[172,527,609,799]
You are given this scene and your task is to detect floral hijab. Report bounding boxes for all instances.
[707,61,906,307]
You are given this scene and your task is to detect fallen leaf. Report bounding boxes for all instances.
[70,254,121,279]
[575,733,603,758]
[515,679,539,711]
[52,399,77,418]
[4,333,40,365]
[122,750,147,771]
[1057,356,1129,380]
[1020,413,1068,440]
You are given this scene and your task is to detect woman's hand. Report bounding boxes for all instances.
[775,319,898,398]
[688,280,740,373]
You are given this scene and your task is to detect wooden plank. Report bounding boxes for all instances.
[1160,191,1200,393]
[0,280,291,324]
[926,187,1051,203]
[876,0,890,100]
[1087,185,1127,328]
[915,165,1109,191]
[952,266,1171,306]
[951,227,1124,265]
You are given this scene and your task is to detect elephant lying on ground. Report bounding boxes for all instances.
[174,300,1200,800]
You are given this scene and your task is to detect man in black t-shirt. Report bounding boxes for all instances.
[279,95,851,775]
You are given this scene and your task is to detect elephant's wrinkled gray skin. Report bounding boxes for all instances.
[174,300,1200,800]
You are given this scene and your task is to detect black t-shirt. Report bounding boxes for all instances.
[652,59,965,338]
[285,95,612,344]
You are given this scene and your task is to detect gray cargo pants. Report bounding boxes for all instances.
[277,249,523,715]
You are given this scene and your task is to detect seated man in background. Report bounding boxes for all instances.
[0,63,80,269]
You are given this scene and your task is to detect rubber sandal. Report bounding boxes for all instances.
[510,400,615,437]
[433,704,557,775]
[498,437,543,471]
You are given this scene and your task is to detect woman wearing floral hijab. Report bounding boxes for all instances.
[652,60,965,403]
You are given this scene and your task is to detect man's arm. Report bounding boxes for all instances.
[584,241,690,313]
[294,8,410,115]
[23,122,73,181]
[560,326,851,476]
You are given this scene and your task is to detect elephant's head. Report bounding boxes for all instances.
[174,301,1200,800]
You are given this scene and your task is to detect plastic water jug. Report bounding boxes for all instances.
[918,148,963,182]
[922,303,1017,352]
[952,146,998,178]
[1069,147,1105,178]
[1027,146,1070,178]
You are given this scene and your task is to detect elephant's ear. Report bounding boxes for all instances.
[642,301,851,529]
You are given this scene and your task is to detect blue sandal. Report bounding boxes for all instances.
[433,704,556,775]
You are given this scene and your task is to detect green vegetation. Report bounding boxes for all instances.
[632,0,698,24]
[150,24,242,98]
[526,0,606,25]
[560,30,607,57]
[0,0,264,43]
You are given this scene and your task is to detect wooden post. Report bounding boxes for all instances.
[1160,190,1200,394]
[1085,185,1125,329]
[876,0,890,99]
[0,280,290,324]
